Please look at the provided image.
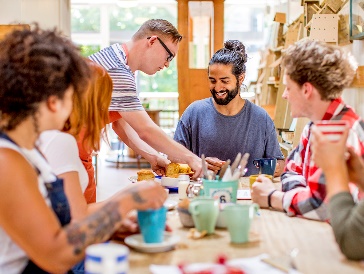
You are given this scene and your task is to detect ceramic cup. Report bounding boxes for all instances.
[85,242,129,274]
[249,174,273,189]
[223,203,260,244]
[189,198,219,234]
[314,120,348,142]
[137,206,167,243]
[252,158,277,176]
[178,174,190,200]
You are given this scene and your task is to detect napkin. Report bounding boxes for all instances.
[150,254,301,274]
[221,166,232,181]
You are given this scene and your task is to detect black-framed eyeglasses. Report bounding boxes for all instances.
[147,36,174,62]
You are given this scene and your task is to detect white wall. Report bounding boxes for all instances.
[0,0,71,36]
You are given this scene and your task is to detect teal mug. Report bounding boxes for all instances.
[253,158,277,176]
[223,203,259,244]
[137,206,167,243]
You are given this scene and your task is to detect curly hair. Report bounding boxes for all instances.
[132,19,182,43]
[281,39,357,100]
[208,40,248,80]
[0,25,91,131]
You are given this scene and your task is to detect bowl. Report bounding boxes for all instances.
[161,176,179,187]
[177,207,195,228]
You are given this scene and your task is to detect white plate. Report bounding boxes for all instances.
[164,199,178,210]
[128,176,138,183]
[128,175,162,184]
[124,232,180,253]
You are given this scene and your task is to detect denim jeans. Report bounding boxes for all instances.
[22,178,82,274]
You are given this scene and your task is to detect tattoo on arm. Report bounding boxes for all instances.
[64,201,122,255]
[132,192,146,204]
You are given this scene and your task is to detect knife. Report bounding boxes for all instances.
[219,159,231,180]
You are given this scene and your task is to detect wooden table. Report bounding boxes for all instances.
[125,179,364,274]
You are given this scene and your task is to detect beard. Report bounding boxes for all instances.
[210,85,239,105]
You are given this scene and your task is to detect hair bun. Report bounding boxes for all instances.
[224,40,247,63]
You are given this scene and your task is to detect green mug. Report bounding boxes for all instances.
[189,198,219,234]
[203,179,239,203]
[223,203,259,243]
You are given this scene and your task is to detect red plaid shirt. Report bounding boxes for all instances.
[282,98,364,221]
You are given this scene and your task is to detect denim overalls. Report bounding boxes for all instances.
[0,133,74,274]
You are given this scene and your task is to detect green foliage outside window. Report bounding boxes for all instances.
[79,45,101,57]
[71,7,100,32]
[71,4,178,94]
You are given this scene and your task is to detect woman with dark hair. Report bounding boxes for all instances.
[0,26,166,273]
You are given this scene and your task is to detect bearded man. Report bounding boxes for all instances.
[174,40,284,176]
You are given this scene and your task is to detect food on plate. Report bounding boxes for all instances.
[179,163,192,174]
[137,169,155,181]
[187,228,207,239]
[178,198,190,209]
[166,163,180,178]
[165,163,193,178]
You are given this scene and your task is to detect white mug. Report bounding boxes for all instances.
[85,243,129,274]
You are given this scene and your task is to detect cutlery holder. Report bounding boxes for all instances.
[203,179,239,203]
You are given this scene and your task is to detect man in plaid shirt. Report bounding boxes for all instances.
[251,39,364,221]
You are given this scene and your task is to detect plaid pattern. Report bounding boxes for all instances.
[282,98,364,221]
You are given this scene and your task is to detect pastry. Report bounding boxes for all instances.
[179,163,192,174]
[137,169,155,181]
[166,163,180,178]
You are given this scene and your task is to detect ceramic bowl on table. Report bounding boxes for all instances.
[177,207,195,228]
[161,176,179,187]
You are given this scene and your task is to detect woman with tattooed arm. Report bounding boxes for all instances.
[0,26,167,274]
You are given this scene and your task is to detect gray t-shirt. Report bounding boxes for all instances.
[173,98,284,176]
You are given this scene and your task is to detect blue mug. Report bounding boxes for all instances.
[137,206,167,243]
[252,158,277,176]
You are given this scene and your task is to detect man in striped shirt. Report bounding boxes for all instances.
[89,19,202,179]
[251,39,364,221]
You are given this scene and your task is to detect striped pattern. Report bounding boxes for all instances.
[282,98,364,221]
[89,44,143,112]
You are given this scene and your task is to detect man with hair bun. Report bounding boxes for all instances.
[174,40,285,176]
[251,39,364,222]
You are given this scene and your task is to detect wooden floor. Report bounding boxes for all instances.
[95,153,145,202]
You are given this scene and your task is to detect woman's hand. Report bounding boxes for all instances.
[121,181,168,212]
[311,126,349,174]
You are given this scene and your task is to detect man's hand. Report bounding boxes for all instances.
[145,153,170,176]
[187,155,203,179]
[205,157,225,173]
[251,175,276,208]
